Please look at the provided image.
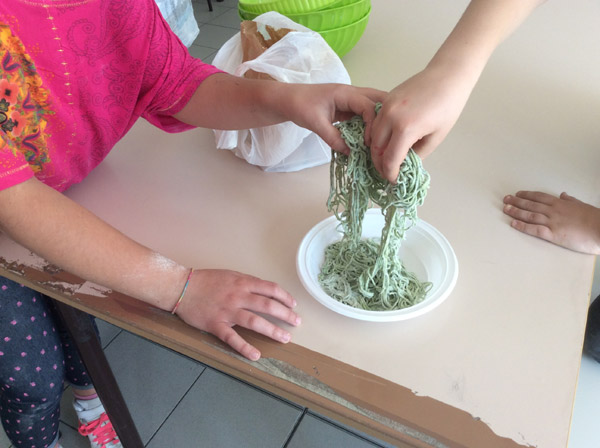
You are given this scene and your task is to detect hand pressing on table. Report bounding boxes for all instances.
[174,269,300,361]
[503,191,600,255]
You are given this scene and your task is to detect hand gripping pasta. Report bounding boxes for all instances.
[318,105,432,311]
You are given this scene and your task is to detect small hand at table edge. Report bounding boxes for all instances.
[174,268,301,361]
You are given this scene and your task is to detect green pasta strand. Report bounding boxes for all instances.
[318,105,432,311]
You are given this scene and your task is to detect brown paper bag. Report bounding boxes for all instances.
[240,21,294,80]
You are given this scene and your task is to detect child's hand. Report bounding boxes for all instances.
[367,66,473,183]
[281,83,386,155]
[364,0,545,184]
[503,191,600,255]
[175,269,300,361]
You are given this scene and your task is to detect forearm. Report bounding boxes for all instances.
[174,73,292,130]
[427,0,545,85]
[0,179,188,311]
[173,73,385,154]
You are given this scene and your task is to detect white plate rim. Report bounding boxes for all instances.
[296,209,458,322]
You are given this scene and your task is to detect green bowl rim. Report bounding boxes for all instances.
[238,0,369,17]
[317,7,371,34]
[238,0,340,14]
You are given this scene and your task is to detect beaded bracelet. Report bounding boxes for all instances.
[171,268,194,315]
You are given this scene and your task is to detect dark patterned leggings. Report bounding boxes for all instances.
[0,276,97,448]
[585,295,600,362]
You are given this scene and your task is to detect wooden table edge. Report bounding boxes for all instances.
[0,257,528,448]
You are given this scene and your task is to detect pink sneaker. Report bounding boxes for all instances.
[74,398,122,448]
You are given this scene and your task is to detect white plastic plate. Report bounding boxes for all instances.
[296,209,458,322]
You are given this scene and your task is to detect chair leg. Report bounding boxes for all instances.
[53,300,144,448]
[207,0,213,11]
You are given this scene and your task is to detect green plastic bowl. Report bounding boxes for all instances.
[238,5,255,20]
[239,0,370,32]
[238,8,257,21]
[322,0,361,9]
[238,0,340,15]
[318,8,370,57]
[285,0,371,32]
[237,7,371,58]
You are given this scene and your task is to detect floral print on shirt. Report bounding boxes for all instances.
[0,23,53,174]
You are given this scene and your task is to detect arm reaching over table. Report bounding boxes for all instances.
[369,0,546,182]
[174,74,386,155]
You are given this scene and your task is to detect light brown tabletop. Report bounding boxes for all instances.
[1,1,600,447]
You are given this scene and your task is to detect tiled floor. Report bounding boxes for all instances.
[1,2,599,447]
[188,0,244,63]
[0,316,394,448]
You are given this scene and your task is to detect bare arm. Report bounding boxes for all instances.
[0,178,187,309]
[429,0,546,76]
[173,73,386,153]
[370,0,546,182]
[0,178,299,360]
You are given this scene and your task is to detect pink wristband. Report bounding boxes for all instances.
[171,268,194,315]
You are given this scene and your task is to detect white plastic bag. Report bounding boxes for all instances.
[155,0,199,47]
[211,12,351,172]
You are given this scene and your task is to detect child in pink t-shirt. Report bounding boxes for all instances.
[0,1,384,447]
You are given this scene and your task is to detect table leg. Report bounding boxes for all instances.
[52,300,144,448]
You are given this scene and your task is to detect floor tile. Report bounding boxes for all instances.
[58,421,90,448]
[194,0,239,10]
[193,3,230,25]
[189,44,218,61]
[96,318,121,348]
[202,50,219,65]
[195,23,239,49]
[146,367,302,448]
[215,0,240,8]
[309,411,397,448]
[287,413,387,448]
[0,424,11,448]
[208,7,242,28]
[60,331,205,445]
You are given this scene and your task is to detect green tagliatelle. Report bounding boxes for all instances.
[318,105,432,311]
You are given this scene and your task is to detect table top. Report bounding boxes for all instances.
[1,1,600,447]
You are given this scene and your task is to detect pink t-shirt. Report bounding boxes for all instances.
[0,0,222,192]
